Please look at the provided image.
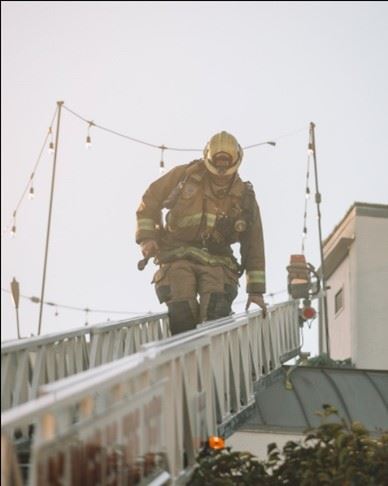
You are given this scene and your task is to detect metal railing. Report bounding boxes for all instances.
[1,313,169,411]
[1,301,300,485]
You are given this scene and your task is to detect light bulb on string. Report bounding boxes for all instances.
[10,212,16,237]
[48,127,55,154]
[160,160,166,175]
[84,308,90,326]
[46,301,57,320]
[305,187,311,199]
[85,121,94,149]
[28,174,35,200]
[159,145,166,175]
[307,142,314,156]
[301,228,307,255]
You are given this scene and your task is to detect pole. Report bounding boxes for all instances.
[309,122,330,357]
[37,101,64,335]
[10,277,21,339]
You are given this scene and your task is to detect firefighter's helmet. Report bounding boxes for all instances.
[203,131,243,176]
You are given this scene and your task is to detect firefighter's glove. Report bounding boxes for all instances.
[245,293,267,318]
[140,239,159,259]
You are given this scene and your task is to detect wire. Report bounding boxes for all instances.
[2,286,287,316]
[63,104,201,151]
[301,149,312,254]
[1,288,145,316]
[63,104,304,153]
[3,103,308,237]
[244,126,308,150]
[1,107,58,238]
[271,125,309,141]
[233,288,287,306]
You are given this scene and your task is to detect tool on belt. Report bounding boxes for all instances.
[137,256,150,271]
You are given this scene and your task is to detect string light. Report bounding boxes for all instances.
[2,103,308,314]
[28,174,35,200]
[307,142,314,156]
[84,307,90,326]
[159,145,166,174]
[63,104,304,155]
[301,146,312,254]
[2,107,58,238]
[10,211,17,237]
[85,121,94,149]
[3,103,304,239]
[1,288,145,316]
[48,126,55,153]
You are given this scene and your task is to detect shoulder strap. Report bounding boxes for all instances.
[186,159,207,180]
[162,159,204,209]
[242,181,256,211]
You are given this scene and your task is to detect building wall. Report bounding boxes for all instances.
[326,256,353,360]
[321,207,356,358]
[354,216,388,369]
[323,206,388,370]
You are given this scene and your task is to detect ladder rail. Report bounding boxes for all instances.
[1,302,300,485]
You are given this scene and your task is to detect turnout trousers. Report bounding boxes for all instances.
[152,259,239,335]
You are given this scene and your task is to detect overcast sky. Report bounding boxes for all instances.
[2,1,388,355]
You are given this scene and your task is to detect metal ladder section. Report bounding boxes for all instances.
[1,301,300,485]
[1,312,169,412]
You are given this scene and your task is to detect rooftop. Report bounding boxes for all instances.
[323,202,388,248]
[238,366,388,435]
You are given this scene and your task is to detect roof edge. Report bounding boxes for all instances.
[323,202,388,247]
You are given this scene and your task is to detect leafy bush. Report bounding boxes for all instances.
[306,354,354,368]
[188,405,388,485]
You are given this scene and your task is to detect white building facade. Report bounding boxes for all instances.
[229,203,388,459]
[320,202,388,369]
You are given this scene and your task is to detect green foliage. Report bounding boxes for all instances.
[188,405,388,486]
[306,353,354,368]
[187,447,268,485]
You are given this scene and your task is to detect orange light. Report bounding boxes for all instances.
[208,436,225,450]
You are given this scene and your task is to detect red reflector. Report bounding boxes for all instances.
[303,307,316,319]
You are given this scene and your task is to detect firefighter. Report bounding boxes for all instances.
[136,131,267,335]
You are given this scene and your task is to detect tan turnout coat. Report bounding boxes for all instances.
[136,160,266,294]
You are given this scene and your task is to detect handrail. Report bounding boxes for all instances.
[1,302,300,485]
[1,312,169,411]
